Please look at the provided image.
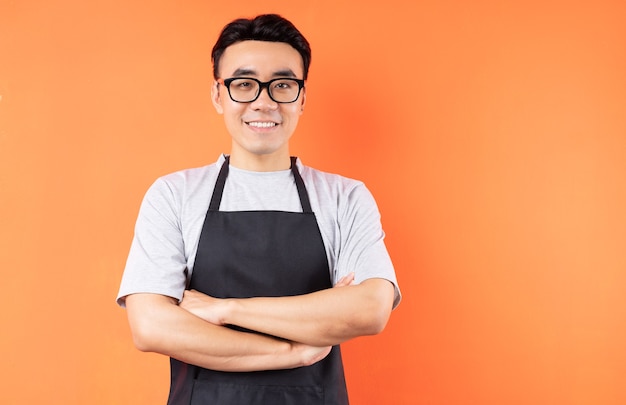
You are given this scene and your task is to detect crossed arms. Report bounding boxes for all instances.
[125,274,394,372]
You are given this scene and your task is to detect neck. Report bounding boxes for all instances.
[228,148,291,172]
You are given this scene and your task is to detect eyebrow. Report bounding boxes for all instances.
[231,68,298,78]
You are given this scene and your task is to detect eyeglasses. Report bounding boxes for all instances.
[218,77,305,103]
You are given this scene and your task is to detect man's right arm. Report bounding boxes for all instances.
[125,293,331,372]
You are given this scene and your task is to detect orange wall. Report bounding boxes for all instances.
[1,1,625,404]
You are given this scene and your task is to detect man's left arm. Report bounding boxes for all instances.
[180,275,395,346]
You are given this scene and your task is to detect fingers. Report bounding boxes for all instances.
[293,342,333,367]
[334,272,355,287]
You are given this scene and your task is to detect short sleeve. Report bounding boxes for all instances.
[116,178,188,306]
[335,183,401,308]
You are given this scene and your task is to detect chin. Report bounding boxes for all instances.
[241,140,288,156]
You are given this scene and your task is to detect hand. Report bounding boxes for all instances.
[291,341,332,367]
[334,272,355,288]
[180,289,229,325]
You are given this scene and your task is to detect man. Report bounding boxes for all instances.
[117,14,401,405]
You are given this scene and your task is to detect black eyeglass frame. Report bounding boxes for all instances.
[218,77,306,104]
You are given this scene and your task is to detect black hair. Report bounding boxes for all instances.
[211,14,311,80]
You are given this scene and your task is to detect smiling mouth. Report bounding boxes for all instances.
[246,121,278,128]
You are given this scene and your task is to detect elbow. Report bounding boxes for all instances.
[133,337,150,352]
[371,314,390,335]
[363,305,391,336]
[129,318,161,352]
[342,306,389,341]
[357,279,395,336]
[131,328,154,352]
[343,297,392,338]
[125,294,177,353]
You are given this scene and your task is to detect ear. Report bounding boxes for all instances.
[299,86,306,115]
[211,81,224,114]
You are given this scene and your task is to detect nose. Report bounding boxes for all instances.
[250,84,278,110]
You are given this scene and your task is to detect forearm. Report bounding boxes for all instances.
[223,278,394,346]
[125,293,328,372]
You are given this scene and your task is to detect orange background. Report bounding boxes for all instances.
[1,1,625,404]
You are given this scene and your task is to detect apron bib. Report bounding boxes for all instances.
[167,156,349,405]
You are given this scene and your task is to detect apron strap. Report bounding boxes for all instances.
[209,155,312,213]
[208,155,230,211]
[291,156,313,213]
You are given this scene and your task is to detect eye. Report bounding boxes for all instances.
[234,80,254,88]
[272,79,296,90]
[228,78,259,91]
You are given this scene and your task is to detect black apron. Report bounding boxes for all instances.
[168,156,349,405]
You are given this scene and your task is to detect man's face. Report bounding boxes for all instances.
[212,40,306,166]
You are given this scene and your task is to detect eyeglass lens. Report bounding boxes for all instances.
[227,78,301,103]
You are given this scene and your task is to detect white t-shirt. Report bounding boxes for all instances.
[117,155,401,308]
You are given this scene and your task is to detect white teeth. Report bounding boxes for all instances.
[248,121,277,128]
